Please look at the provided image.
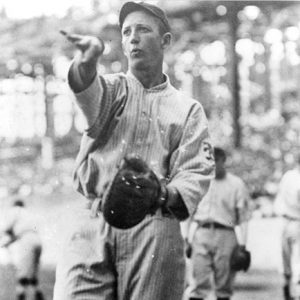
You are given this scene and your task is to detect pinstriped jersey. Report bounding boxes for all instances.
[71,70,215,215]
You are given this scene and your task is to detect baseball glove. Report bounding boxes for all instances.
[230,245,251,272]
[102,155,167,229]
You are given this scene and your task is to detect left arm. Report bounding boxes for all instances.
[0,231,15,248]
[0,210,17,248]
[182,217,198,258]
[166,103,215,219]
[235,180,252,246]
[273,173,287,216]
[235,221,248,246]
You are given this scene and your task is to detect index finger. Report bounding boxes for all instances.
[59,30,68,36]
[59,30,84,43]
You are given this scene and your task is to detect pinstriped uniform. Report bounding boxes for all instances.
[53,70,215,300]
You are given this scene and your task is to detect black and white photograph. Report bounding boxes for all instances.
[0,1,299,299]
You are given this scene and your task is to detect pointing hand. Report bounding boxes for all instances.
[60,30,105,66]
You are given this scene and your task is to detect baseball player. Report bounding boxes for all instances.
[186,147,251,300]
[0,199,44,300]
[54,2,215,300]
[274,153,300,300]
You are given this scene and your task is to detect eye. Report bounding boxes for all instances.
[122,28,130,36]
[136,25,150,33]
[139,27,150,33]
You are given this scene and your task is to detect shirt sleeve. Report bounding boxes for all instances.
[167,103,215,216]
[68,60,101,127]
[0,210,16,235]
[68,62,128,140]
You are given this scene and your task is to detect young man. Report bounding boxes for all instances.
[0,199,44,300]
[187,147,251,300]
[54,2,214,299]
[274,154,300,300]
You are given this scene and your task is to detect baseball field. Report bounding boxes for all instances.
[0,196,284,300]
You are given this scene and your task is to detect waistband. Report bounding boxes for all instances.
[198,221,233,230]
[88,197,174,219]
[283,215,300,222]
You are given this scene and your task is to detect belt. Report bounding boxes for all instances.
[283,215,300,222]
[199,222,233,230]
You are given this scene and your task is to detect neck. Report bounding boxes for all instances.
[129,64,164,89]
[215,170,226,180]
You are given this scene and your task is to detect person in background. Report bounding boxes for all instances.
[186,147,251,300]
[274,153,300,300]
[0,198,44,300]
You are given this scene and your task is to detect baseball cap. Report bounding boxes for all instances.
[13,198,25,207]
[119,1,170,33]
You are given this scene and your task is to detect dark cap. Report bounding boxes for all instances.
[119,1,170,33]
[13,198,25,207]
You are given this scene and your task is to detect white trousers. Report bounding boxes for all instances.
[189,226,238,299]
[53,207,185,300]
[281,218,300,297]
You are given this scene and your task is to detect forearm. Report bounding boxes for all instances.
[0,234,14,248]
[165,186,189,220]
[235,221,248,246]
[167,175,212,217]
[185,219,198,243]
[62,32,104,93]
[68,58,97,93]
[168,107,215,215]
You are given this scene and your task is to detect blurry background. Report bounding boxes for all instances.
[0,0,300,299]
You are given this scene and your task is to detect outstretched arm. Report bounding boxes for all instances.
[61,31,126,136]
[60,30,105,92]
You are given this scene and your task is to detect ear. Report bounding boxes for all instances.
[161,32,172,49]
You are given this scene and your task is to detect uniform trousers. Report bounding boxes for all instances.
[281,218,300,297]
[53,207,185,300]
[16,232,42,280]
[189,225,237,299]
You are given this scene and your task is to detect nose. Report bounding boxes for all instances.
[129,29,139,44]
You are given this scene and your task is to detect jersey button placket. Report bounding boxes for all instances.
[136,93,149,146]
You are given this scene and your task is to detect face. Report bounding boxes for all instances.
[121,10,170,71]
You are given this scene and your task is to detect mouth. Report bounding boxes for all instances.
[130,49,143,57]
